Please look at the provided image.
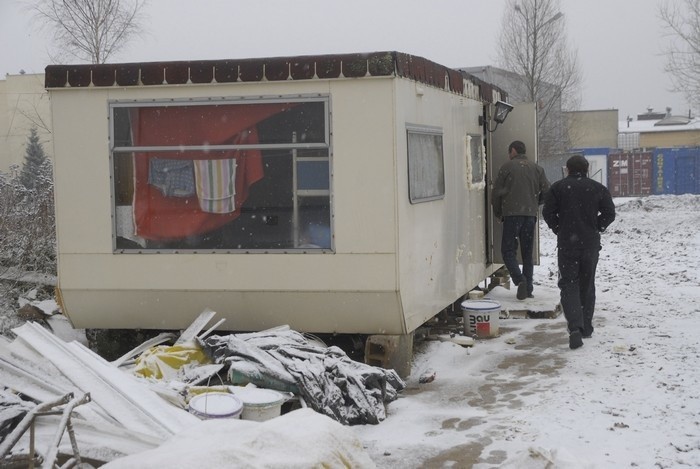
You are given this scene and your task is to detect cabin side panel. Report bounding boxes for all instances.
[49,79,405,333]
[391,78,495,331]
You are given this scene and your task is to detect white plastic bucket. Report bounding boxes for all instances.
[461,299,501,338]
[234,388,286,422]
[188,392,243,419]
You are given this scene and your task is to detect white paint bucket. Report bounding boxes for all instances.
[234,388,286,422]
[461,299,501,338]
[188,392,243,419]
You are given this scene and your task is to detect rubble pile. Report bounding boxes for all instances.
[0,310,404,466]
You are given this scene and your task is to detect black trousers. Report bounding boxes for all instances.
[501,216,536,293]
[557,247,600,335]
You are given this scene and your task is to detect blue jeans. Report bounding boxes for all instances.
[501,216,536,294]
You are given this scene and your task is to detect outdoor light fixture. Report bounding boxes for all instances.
[484,100,514,132]
[494,100,514,124]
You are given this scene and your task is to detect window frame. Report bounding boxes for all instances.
[466,133,485,186]
[406,125,445,204]
[108,94,333,254]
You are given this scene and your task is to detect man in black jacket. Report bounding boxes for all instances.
[542,154,616,349]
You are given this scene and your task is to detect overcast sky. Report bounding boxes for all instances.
[0,0,691,121]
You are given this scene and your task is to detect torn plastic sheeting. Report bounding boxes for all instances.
[201,329,405,425]
[227,365,299,394]
[274,345,403,425]
[134,341,212,380]
[204,334,299,390]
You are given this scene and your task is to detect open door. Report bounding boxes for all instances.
[486,102,539,266]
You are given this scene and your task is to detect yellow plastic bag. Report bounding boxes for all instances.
[134,342,211,380]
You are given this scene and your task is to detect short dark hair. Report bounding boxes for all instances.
[508,140,526,154]
[566,154,589,174]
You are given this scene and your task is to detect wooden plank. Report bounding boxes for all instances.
[175,308,218,345]
[112,332,177,368]
[12,322,198,439]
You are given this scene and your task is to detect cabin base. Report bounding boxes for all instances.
[364,333,414,378]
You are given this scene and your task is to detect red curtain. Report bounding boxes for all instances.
[131,103,292,240]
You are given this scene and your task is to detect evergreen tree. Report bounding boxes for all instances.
[20,127,49,190]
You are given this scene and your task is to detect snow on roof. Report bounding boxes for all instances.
[619,116,700,133]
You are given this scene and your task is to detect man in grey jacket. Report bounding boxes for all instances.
[492,140,550,300]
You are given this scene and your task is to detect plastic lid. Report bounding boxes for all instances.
[189,392,243,418]
[461,299,501,311]
[234,388,285,406]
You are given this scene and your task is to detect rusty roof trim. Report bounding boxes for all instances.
[44,51,502,102]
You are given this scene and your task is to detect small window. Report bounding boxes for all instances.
[467,134,485,184]
[407,126,444,203]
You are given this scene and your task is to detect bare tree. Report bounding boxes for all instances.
[497,0,581,159]
[31,0,147,64]
[659,0,700,113]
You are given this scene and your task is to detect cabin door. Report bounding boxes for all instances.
[487,102,539,267]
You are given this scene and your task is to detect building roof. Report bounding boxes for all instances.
[619,116,700,134]
[44,51,506,103]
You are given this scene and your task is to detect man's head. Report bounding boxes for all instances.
[508,140,526,158]
[566,154,589,175]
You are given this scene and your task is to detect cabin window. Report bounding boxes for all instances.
[110,97,332,253]
[406,126,445,203]
[467,134,485,184]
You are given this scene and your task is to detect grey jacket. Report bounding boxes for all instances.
[492,154,550,218]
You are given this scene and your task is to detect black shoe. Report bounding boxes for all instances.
[569,330,583,349]
[527,293,534,299]
[516,281,528,300]
[582,327,593,338]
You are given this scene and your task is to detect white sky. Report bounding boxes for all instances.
[0,0,692,120]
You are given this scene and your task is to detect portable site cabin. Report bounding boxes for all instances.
[45,51,536,355]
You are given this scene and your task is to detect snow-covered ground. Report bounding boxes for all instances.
[2,194,699,468]
[357,194,700,468]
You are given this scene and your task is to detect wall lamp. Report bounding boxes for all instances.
[481,100,515,132]
[494,100,514,124]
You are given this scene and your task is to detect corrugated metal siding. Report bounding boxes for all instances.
[608,151,653,197]
[653,147,700,195]
[652,149,671,195]
[676,152,700,194]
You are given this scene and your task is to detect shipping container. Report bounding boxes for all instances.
[652,147,700,195]
[607,151,653,197]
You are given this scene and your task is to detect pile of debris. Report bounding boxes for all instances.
[0,309,404,466]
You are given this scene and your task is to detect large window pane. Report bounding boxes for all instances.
[112,101,327,147]
[111,98,331,252]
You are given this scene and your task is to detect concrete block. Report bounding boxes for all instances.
[364,333,413,378]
